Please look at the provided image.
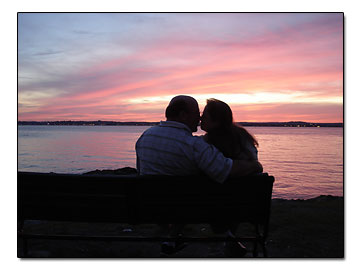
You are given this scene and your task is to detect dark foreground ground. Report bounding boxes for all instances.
[18,195,344,258]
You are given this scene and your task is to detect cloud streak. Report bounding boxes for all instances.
[18,13,343,122]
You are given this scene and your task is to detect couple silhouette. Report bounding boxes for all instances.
[135,95,262,256]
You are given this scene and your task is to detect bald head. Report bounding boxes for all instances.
[166,95,198,118]
[165,95,200,132]
[170,95,198,106]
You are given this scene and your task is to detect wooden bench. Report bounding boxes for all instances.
[18,172,275,257]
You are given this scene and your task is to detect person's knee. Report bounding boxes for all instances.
[210,224,229,234]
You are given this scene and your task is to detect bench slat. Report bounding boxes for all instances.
[18,172,274,257]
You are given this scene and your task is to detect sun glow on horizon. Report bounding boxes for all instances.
[127,92,343,106]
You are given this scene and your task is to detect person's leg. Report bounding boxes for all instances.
[160,224,187,255]
[224,224,247,257]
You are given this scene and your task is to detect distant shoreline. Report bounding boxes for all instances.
[18,120,343,127]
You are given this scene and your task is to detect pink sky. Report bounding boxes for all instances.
[18,13,343,122]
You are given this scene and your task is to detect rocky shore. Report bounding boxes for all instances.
[82,167,137,175]
[18,168,344,258]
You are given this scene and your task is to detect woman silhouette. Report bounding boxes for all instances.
[201,98,258,161]
[200,98,259,257]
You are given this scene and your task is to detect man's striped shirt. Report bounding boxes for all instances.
[135,121,232,183]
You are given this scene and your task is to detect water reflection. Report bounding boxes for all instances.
[18,125,343,199]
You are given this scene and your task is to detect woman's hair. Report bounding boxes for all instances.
[205,98,233,131]
[205,98,258,159]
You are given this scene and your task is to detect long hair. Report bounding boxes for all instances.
[205,98,258,159]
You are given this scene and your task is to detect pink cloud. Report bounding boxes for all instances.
[18,14,343,123]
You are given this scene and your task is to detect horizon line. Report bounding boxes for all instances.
[18,120,344,125]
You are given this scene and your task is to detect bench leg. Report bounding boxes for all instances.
[252,224,260,257]
[18,220,28,258]
[252,224,270,257]
[23,238,28,258]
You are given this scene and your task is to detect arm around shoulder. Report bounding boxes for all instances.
[228,159,263,178]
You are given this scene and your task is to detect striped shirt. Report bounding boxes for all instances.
[135,121,233,183]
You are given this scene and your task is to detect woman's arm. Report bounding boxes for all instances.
[228,159,263,177]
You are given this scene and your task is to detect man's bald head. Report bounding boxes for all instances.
[165,95,198,118]
[165,95,200,132]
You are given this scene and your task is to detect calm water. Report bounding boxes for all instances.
[18,125,343,199]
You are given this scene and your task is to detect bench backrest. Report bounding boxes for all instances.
[18,172,275,225]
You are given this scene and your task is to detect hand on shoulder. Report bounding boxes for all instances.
[254,161,263,174]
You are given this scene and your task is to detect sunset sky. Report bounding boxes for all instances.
[18,13,343,123]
